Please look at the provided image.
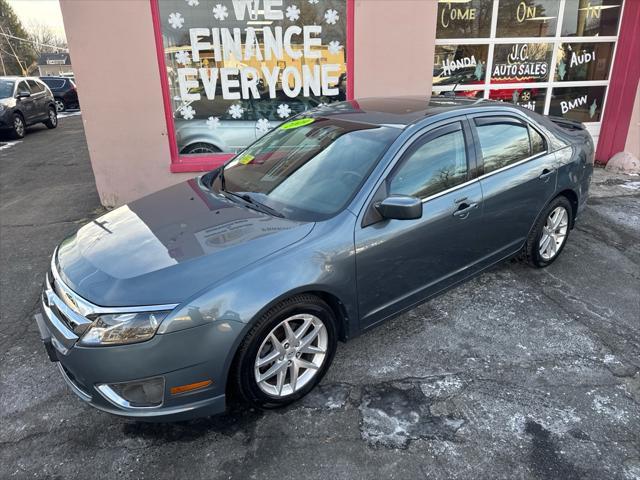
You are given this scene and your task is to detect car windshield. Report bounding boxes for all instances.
[0,79,15,98]
[214,117,400,221]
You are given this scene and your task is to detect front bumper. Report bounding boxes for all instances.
[35,266,243,421]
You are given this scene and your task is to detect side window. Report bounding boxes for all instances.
[17,81,30,94]
[389,125,468,199]
[27,80,44,93]
[475,119,530,174]
[529,126,546,156]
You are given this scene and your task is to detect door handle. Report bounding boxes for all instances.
[539,168,555,180]
[453,202,478,218]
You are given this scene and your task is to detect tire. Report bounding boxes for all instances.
[44,106,58,129]
[232,294,338,409]
[54,98,66,113]
[181,142,221,154]
[523,195,573,268]
[10,113,26,139]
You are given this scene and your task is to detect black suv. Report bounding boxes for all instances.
[0,77,57,139]
[40,76,79,112]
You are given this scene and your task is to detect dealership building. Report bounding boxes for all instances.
[59,0,639,206]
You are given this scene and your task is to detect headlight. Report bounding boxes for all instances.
[79,311,170,346]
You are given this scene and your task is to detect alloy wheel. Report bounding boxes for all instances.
[254,313,328,397]
[520,90,532,102]
[14,116,25,137]
[539,206,569,260]
[55,99,65,112]
[49,109,57,126]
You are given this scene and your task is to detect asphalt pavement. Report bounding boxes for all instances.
[1,115,639,479]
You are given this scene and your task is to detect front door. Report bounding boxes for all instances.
[355,120,485,330]
[15,80,35,123]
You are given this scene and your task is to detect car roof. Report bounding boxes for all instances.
[315,96,518,128]
[0,76,45,81]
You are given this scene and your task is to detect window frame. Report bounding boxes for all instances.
[468,112,550,177]
[432,0,626,139]
[150,0,356,173]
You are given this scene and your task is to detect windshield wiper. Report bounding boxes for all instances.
[226,191,285,218]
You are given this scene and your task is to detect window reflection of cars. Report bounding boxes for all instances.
[174,95,324,155]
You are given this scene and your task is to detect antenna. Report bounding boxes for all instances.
[443,81,459,98]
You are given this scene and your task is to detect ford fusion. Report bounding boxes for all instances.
[37,97,593,420]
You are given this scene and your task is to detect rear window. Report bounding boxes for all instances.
[42,78,65,89]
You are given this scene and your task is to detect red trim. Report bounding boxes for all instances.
[150,0,355,173]
[596,1,640,163]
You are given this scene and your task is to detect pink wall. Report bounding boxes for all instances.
[354,0,437,98]
[59,0,190,206]
[624,84,640,159]
[61,0,438,207]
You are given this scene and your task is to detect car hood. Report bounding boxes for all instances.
[56,179,313,306]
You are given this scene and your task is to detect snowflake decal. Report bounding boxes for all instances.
[175,50,191,65]
[324,9,339,25]
[206,116,220,130]
[213,4,229,21]
[328,40,342,55]
[168,12,185,29]
[308,0,319,3]
[256,118,271,134]
[286,5,301,21]
[185,0,199,6]
[180,105,195,120]
[228,103,244,119]
[277,103,292,119]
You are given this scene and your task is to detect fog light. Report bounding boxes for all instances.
[97,376,165,408]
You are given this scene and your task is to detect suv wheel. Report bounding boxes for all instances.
[44,106,58,129]
[11,113,26,139]
[54,98,66,112]
[523,196,573,268]
[233,294,338,409]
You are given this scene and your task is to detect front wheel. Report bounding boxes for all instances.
[523,196,572,268]
[54,98,66,113]
[11,113,26,139]
[232,294,338,409]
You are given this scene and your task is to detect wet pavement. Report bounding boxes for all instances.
[1,116,639,479]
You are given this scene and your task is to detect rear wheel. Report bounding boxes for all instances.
[11,113,25,139]
[523,196,572,268]
[44,106,58,129]
[54,98,66,113]
[233,294,338,409]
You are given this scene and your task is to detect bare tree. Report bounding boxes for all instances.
[26,20,67,57]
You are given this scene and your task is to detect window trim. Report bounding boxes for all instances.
[149,0,356,174]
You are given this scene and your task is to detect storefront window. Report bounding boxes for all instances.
[432,0,624,132]
[491,43,553,83]
[488,88,546,113]
[561,0,622,37]
[436,0,493,39]
[154,0,349,167]
[555,42,614,81]
[495,0,560,37]
[433,45,489,86]
[549,86,607,122]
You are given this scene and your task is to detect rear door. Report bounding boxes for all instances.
[27,80,48,121]
[355,119,485,330]
[15,80,35,123]
[469,114,557,261]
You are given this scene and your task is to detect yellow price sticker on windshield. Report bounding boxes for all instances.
[280,118,315,130]
[238,153,255,165]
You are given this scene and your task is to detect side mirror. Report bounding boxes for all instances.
[375,195,422,220]
[17,90,30,98]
